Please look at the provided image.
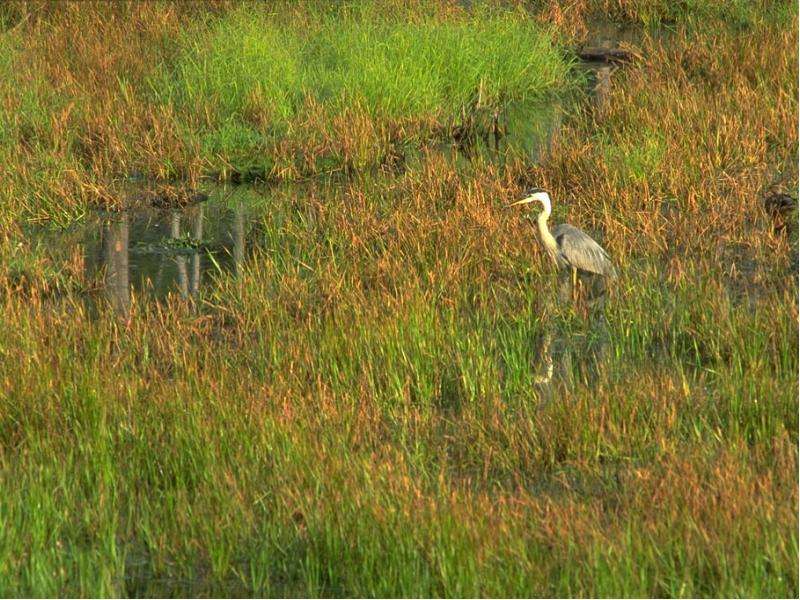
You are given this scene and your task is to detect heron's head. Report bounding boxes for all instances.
[508,188,551,213]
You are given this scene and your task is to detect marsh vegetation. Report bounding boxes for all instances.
[0,0,797,596]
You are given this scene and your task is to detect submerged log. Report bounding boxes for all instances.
[764,191,797,216]
[146,186,209,208]
[763,191,797,234]
[578,45,641,63]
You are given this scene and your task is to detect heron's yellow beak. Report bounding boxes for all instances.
[507,197,536,208]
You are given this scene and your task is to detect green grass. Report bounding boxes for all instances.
[0,0,575,221]
[576,0,795,27]
[0,171,795,595]
[160,3,572,175]
[0,0,796,596]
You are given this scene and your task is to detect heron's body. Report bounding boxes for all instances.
[536,208,617,279]
[511,189,618,284]
[509,189,616,382]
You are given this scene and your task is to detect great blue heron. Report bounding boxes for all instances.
[509,188,617,299]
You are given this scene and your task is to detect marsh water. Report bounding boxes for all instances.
[25,191,258,314]
[26,111,570,314]
[93,200,252,312]
[24,25,637,389]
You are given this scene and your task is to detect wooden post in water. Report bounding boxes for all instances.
[594,66,613,119]
[171,211,189,298]
[191,205,203,296]
[232,202,245,275]
[102,213,130,316]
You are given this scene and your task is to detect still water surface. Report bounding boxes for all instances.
[92,199,253,313]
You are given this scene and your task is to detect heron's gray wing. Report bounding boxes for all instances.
[551,223,617,278]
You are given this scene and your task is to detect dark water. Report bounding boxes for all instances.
[92,200,252,313]
[24,187,260,316]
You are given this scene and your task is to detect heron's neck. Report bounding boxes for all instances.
[536,208,559,255]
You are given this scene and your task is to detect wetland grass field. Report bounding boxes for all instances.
[0,0,797,596]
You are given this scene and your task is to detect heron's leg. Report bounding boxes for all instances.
[589,281,606,313]
[558,270,571,303]
[577,273,590,319]
[534,330,554,385]
[571,267,578,304]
